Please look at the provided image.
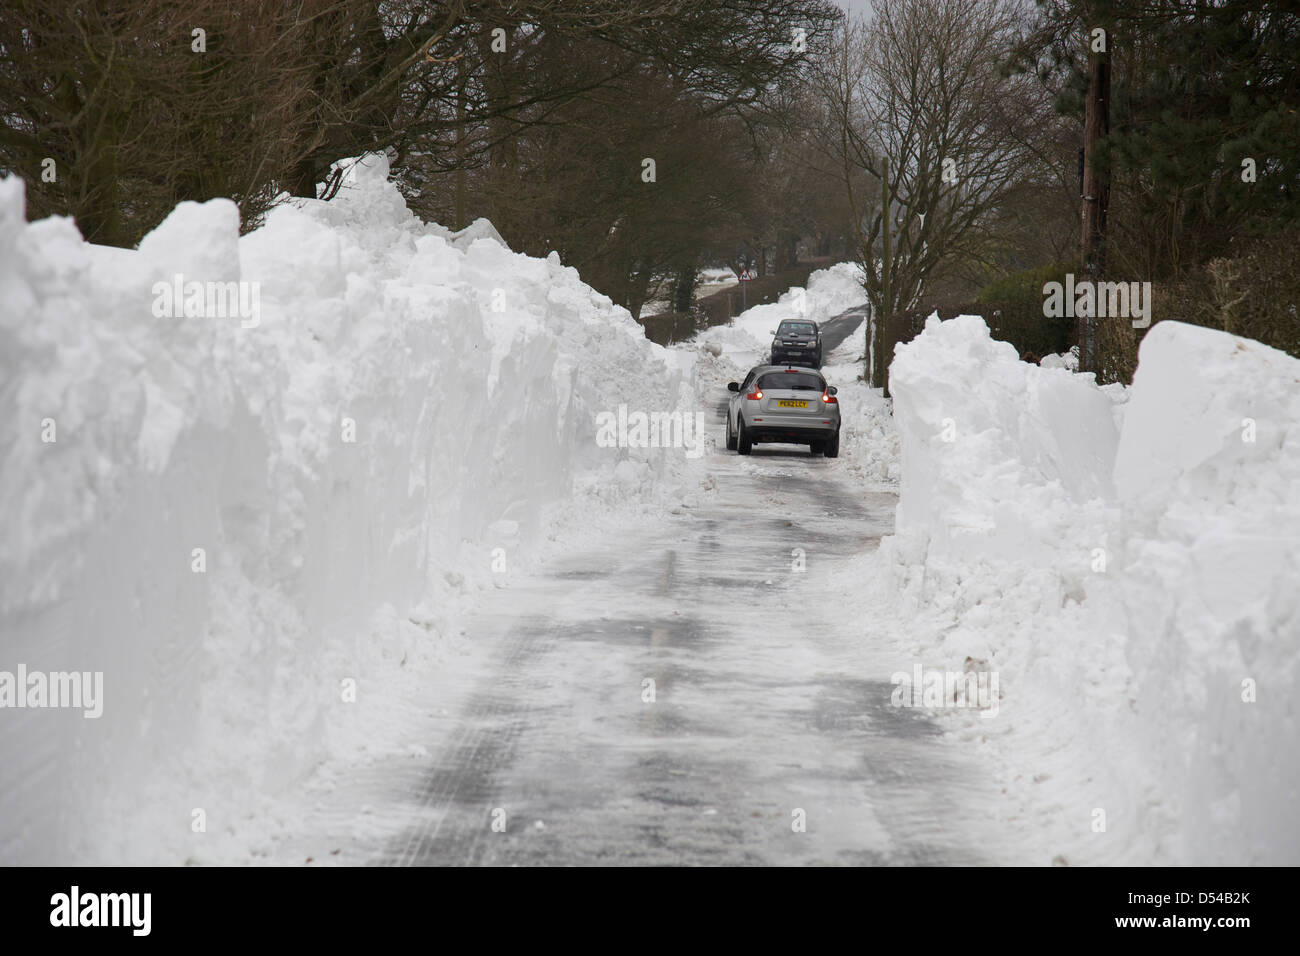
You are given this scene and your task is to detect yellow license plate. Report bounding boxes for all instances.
[778,400,809,408]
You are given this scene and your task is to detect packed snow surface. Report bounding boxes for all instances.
[0,154,696,863]
[3,145,1293,866]
[869,313,1299,864]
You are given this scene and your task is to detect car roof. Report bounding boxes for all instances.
[777,319,817,327]
[747,364,826,377]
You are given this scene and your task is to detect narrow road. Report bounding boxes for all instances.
[293,364,1003,867]
[277,304,1011,866]
[817,305,869,359]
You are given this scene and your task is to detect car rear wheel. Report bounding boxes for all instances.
[737,419,752,455]
[823,428,840,458]
[726,412,737,450]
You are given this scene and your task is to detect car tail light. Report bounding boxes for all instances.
[746,388,763,400]
[821,391,837,404]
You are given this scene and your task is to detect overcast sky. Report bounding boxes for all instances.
[836,0,874,16]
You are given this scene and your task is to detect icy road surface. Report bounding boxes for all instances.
[379,455,1002,865]
[279,330,1018,865]
[815,307,869,358]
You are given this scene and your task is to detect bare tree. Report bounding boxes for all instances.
[293,0,844,198]
[822,0,1049,390]
[0,1,331,245]
[1,0,843,250]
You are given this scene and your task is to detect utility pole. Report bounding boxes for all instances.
[877,155,892,395]
[455,53,468,231]
[1080,23,1111,373]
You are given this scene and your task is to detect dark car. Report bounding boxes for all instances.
[769,319,822,367]
[725,365,840,457]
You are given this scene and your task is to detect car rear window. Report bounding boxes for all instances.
[758,371,824,391]
[778,322,814,335]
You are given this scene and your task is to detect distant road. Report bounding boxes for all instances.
[818,304,869,357]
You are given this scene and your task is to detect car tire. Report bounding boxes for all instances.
[823,428,840,458]
[737,419,752,455]
[726,412,737,450]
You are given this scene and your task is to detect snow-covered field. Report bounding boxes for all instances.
[2,149,1294,866]
[641,265,739,315]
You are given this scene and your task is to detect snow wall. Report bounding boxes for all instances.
[884,314,1299,864]
[0,153,689,863]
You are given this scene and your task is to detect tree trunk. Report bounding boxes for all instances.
[288,157,320,199]
[775,230,798,271]
[455,54,468,230]
[875,156,892,395]
[672,262,698,313]
[1080,29,1111,372]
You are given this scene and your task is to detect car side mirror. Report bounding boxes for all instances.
[826,386,838,396]
[768,330,776,335]
[727,382,740,392]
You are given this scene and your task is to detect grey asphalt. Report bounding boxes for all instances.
[335,364,1015,866]
[273,302,1019,866]
[817,305,869,359]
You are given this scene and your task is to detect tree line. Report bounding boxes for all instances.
[817,0,1298,387]
[0,0,846,319]
[2,0,1296,372]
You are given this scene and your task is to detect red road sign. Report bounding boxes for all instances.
[739,269,754,281]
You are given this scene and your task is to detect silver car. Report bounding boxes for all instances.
[725,365,840,457]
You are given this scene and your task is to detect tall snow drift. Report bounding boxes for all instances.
[880,313,1299,865]
[0,154,688,863]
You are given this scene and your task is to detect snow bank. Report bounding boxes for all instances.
[698,266,738,284]
[0,154,689,864]
[694,261,866,369]
[681,260,894,485]
[1039,347,1079,372]
[874,313,1299,864]
[890,315,1119,567]
[1109,321,1300,864]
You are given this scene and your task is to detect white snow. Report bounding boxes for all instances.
[4,140,1293,867]
[640,265,739,315]
[698,266,738,284]
[693,261,867,371]
[0,153,700,864]
[680,261,895,488]
[1039,347,1079,372]
[862,312,1300,864]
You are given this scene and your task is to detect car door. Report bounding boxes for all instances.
[732,370,756,429]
